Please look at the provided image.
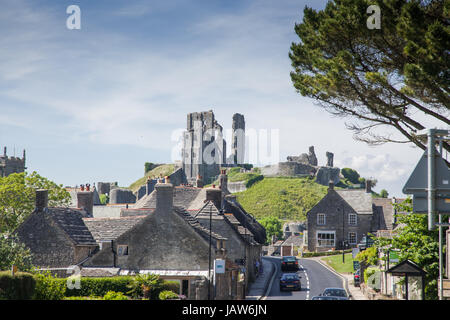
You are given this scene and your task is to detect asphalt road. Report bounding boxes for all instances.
[264,256,344,300]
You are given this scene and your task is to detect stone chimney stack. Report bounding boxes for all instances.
[3,147,6,157]
[328,181,334,192]
[219,169,228,192]
[365,180,372,193]
[155,181,174,213]
[77,191,94,216]
[146,177,157,196]
[196,175,203,188]
[206,185,222,210]
[35,189,48,211]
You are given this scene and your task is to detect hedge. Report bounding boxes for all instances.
[60,277,180,298]
[0,271,36,300]
[302,249,352,258]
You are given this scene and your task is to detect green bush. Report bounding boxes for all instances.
[64,276,132,297]
[103,290,129,300]
[127,274,164,299]
[302,249,352,258]
[159,290,179,300]
[162,281,180,294]
[0,271,36,300]
[33,271,66,300]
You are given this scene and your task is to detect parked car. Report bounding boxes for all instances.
[280,256,299,271]
[279,273,301,291]
[357,235,374,250]
[353,269,360,287]
[311,296,339,300]
[320,287,350,300]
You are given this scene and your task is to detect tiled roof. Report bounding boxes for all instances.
[47,208,97,245]
[133,186,206,210]
[173,206,227,242]
[83,215,146,241]
[281,235,303,246]
[336,189,373,214]
[372,198,395,230]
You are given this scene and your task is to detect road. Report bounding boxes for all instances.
[264,256,345,300]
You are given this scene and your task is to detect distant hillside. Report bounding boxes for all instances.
[235,177,328,221]
[129,164,175,192]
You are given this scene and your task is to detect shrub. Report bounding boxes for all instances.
[33,271,66,300]
[103,290,129,300]
[159,290,179,300]
[127,274,164,299]
[0,271,36,300]
[162,281,180,294]
[64,276,132,297]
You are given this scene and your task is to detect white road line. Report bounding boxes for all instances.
[299,264,310,300]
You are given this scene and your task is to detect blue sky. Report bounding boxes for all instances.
[0,0,446,197]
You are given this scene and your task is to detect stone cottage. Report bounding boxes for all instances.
[306,182,395,252]
[15,190,98,268]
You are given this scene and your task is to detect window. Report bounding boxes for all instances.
[317,214,326,225]
[117,245,128,256]
[348,214,357,226]
[317,231,335,247]
[348,232,357,245]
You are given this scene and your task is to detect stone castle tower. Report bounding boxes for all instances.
[181,111,246,185]
[0,147,26,177]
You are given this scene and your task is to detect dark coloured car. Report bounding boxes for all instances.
[311,296,339,300]
[320,288,350,300]
[280,256,299,271]
[279,273,301,291]
[353,269,360,287]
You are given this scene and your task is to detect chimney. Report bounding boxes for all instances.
[77,191,94,216]
[196,175,203,188]
[155,181,174,213]
[328,181,334,192]
[219,169,228,192]
[35,189,48,211]
[146,178,156,196]
[3,147,6,157]
[206,186,222,209]
[365,180,372,193]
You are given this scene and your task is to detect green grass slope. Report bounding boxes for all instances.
[235,177,328,221]
[129,164,175,192]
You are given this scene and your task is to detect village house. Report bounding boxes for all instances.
[306,181,396,252]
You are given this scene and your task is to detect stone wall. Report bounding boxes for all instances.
[110,188,136,204]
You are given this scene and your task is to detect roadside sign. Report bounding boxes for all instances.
[402,148,450,213]
[352,248,360,259]
[214,259,225,274]
[389,251,399,265]
[353,260,360,271]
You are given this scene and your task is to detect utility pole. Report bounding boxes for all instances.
[342,204,345,264]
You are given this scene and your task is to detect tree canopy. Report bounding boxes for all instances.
[290,0,449,151]
[0,172,71,234]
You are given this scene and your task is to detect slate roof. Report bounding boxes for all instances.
[83,215,146,241]
[372,198,395,230]
[46,207,97,246]
[281,234,303,247]
[134,186,206,210]
[336,189,373,214]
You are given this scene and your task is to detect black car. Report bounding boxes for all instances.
[320,288,350,300]
[353,269,360,287]
[279,273,301,291]
[280,256,299,271]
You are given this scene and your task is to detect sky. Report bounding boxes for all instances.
[0,0,448,197]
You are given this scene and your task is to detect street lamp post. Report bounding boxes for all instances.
[342,204,345,264]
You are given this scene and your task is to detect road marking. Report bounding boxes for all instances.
[299,264,310,300]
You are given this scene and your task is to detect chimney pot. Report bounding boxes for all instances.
[35,189,48,211]
[328,181,334,192]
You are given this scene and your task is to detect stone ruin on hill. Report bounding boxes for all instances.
[261,146,340,186]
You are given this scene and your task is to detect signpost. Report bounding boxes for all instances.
[402,128,450,300]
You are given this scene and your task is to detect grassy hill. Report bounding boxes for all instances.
[235,176,328,221]
[129,164,175,192]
